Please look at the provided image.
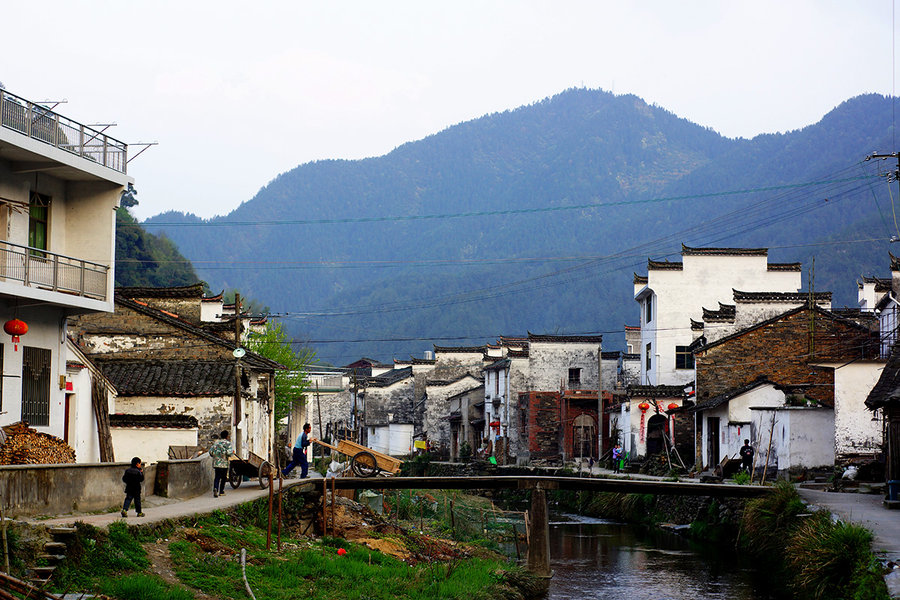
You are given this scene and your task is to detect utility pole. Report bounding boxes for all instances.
[234,292,243,456]
[865,152,900,236]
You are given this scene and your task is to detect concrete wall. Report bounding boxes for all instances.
[528,340,600,391]
[111,426,199,464]
[0,456,213,517]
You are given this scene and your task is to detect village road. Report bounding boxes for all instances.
[799,488,900,597]
[28,474,323,529]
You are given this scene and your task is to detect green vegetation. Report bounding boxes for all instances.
[246,321,316,424]
[739,481,888,600]
[115,207,199,288]
[46,495,537,600]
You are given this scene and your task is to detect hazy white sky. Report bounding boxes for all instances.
[2,1,897,219]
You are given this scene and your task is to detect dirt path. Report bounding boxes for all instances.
[143,542,220,600]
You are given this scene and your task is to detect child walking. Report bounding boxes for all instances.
[121,457,145,517]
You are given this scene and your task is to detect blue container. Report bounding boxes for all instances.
[888,480,900,502]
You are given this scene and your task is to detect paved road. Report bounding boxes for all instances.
[29,475,323,529]
[799,488,900,597]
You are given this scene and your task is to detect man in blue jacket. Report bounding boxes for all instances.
[282,423,315,478]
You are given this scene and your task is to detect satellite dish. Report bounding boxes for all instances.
[233,347,246,358]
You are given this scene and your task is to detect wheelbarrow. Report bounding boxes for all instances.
[229,452,274,489]
[313,438,403,477]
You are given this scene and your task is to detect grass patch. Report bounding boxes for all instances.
[99,573,195,600]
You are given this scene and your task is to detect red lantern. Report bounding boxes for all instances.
[3,319,27,351]
[637,402,650,443]
[668,403,679,411]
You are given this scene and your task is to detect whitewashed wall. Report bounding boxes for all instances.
[823,360,884,458]
[111,427,198,464]
[752,407,835,472]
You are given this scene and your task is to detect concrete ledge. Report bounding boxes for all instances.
[0,456,213,517]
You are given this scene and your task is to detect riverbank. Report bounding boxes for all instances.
[12,484,543,600]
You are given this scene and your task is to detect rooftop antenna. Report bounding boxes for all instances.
[126,141,158,164]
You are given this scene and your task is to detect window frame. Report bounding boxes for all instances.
[675,345,695,370]
[567,367,581,388]
[28,191,50,258]
[645,342,652,372]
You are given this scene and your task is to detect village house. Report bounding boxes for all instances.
[691,303,879,475]
[448,383,485,460]
[633,245,802,387]
[0,88,130,455]
[67,289,282,464]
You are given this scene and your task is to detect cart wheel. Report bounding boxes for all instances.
[229,466,242,489]
[258,461,273,489]
[351,451,378,478]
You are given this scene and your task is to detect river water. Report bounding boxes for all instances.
[544,516,776,600]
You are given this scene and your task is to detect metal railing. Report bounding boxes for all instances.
[0,240,108,301]
[0,89,127,174]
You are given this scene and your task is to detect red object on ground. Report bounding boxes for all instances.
[337,548,347,556]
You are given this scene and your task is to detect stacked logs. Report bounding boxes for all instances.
[0,422,75,465]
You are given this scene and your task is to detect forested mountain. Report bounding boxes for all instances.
[143,89,899,364]
[115,208,199,288]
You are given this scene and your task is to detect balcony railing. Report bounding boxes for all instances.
[0,240,108,301]
[0,89,127,174]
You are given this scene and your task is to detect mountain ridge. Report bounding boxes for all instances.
[143,89,898,364]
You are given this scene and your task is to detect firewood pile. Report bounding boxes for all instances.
[0,422,75,465]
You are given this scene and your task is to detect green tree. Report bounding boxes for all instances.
[246,321,315,425]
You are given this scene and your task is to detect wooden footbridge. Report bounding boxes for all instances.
[313,475,772,577]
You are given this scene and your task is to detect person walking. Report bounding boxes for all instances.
[121,457,145,518]
[209,430,233,497]
[282,423,315,478]
[740,439,754,473]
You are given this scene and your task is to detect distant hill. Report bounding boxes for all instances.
[143,89,899,363]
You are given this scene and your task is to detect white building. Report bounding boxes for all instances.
[0,88,130,453]
[634,245,801,386]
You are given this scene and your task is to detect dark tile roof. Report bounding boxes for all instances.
[626,385,685,398]
[767,263,802,272]
[859,276,892,293]
[434,345,485,353]
[114,297,282,371]
[891,252,900,272]
[648,258,683,270]
[681,244,768,256]
[109,413,199,429]
[691,377,775,412]
[484,358,511,371]
[633,273,648,285]
[202,291,224,302]
[702,303,736,322]
[528,332,603,343]
[623,353,640,360]
[601,351,621,359]
[506,348,530,358]
[624,325,640,331]
[733,290,831,303]
[366,366,413,388]
[866,344,900,410]
[499,336,528,346]
[691,319,704,331]
[116,284,205,299]
[695,304,876,354]
[98,360,235,397]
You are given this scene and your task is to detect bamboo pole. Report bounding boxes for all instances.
[277,473,283,551]
[322,478,328,536]
[266,470,274,550]
[761,414,776,485]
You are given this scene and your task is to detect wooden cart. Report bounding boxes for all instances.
[229,452,274,489]
[313,438,403,477]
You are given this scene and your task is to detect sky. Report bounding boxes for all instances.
[2,1,898,220]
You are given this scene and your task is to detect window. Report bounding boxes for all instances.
[494,371,499,398]
[568,368,581,388]
[28,192,50,257]
[675,346,695,369]
[645,343,652,371]
[645,296,652,323]
[22,346,50,426]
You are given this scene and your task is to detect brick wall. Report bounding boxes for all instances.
[696,308,877,406]
[521,391,561,461]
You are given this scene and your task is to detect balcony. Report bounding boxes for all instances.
[0,240,108,301]
[0,89,127,174]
